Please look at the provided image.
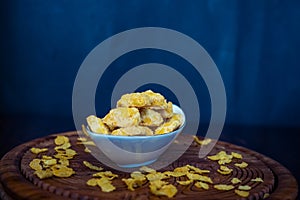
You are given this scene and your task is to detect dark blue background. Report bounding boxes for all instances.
[0,0,300,188]
[1,0,300,126]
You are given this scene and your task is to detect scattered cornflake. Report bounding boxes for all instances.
[77,141,96,146]
[34,169,53,179]
[234,161,248,168]
[81,124,89,137]
[214,184,234,191]
[187,164,210,174]
[231,152,243,159]
[51,165,75,178]
[122,178,139,191]
[84,147,91,153]
[164,171,186,178]
[131,171,145,179]
[231,178,241,184]
[251,177,264,182]
[77,137,87,142]
[217,165,233,175]
[177,180,193,185]
[55,142,71,150]
[149,182,177,198]
[83,161,103,171]
[146,172,168,181]
[29,159,43,171]
[193,136,212,146]
[194,181,209,190]
[30,147,48,154]
[58,159,69,166]
[96,177,116,192]
[263,193,270,199]
[42,158,57,167]
[93,171,118,180]
[54,135,69,146]
[208,151,233,165]
[238,185,251,190]
[139,166,156,173]
[186,172,213,184]
[235,189,250,197]
[122,170,147,191]
[173,165,189,173]
[86,178,99,186]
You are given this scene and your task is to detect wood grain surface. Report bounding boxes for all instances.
[0,131,298,200]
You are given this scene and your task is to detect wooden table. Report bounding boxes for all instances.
[0,131,298,199]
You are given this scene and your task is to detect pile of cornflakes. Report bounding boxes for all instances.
[86,90,184,136]
[29,135,76,179]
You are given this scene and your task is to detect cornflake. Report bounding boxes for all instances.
[231,152,243,159]
[83,161,103,171]
[194,181,209,190]
[29,159,43,171]
[34,169,53,179]
[54,135,69,146]
[187,164,210,174]
[208,151,233,165]
[146,172,168,181]
[235,189,250,197]
[193,136,212,146]
[238,185,251,190]
[96,178,116,192]
[149,182,177,198]
[231,177,241,184]
[30,147,48,154]
[217,165,233,175]
[177,180,193,185]
[93,171,118,180]
[234,161,248,168]
[186,172,213,184]
[251,177,264,182]
[214,184,234,191]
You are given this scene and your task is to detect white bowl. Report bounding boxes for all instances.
[87,104,186,168]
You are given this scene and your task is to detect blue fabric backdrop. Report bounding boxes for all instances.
[1,0,300,127]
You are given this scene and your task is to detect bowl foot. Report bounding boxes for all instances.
[117,159,157,168]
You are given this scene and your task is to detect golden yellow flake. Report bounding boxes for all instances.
[214,184,234,191]
[231,177,241,184]
[146,172,168,181]
[51,165,75,178]
[193,136,212,146]
[83,161,103,171]
[238,185,251,190]
[177,180,193,185]
[194,181,209,190]
[54,135,69,146]
[186,172,213,184]
[29,159,43,171]
[187,164,210,174]
[34,169,53,179]
[96,177,116,192]
[231,152,243,159]
[235,189,250,197]
[30,147,48,154]
[149,183,177,198]
[251,177,264,182]
[234,161,248,168]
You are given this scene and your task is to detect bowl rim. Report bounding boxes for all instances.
[87,104,186,139]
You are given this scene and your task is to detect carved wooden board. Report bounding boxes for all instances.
[0,131,298,200]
